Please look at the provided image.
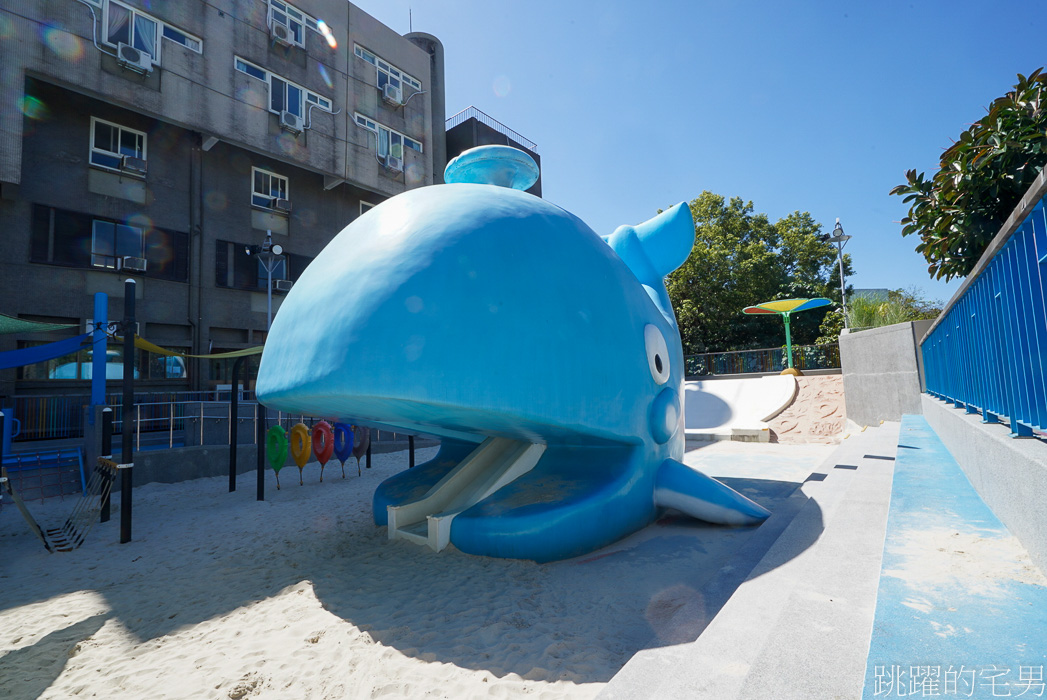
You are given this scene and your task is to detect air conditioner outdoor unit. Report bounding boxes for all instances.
[382,83,403,106]
[280,110,303,134]
[119,256,148,273]
[117,43,152,74]
[272,279,293,292]
[270,22,293,46]
[273,198,292,212]
[121,155,148,175]
[384,155,403,172]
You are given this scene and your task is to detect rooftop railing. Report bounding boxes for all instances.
[445,106,538,153]
[920,170,1047,437]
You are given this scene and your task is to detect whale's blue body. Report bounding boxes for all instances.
[256,147,769,562]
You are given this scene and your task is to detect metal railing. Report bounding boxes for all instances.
[685,343,840,377]
[445,106,539,152]
[11,390,254,442]
[920,171,1047,437]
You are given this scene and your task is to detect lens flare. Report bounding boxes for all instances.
[127,213,153,230]
[0,15,15,39]
[42,27,84,61]
[317,63,333,90]
[17,96,50,120]
[493,75,511,98]
[205,190,228,211]
[316,20,337,49]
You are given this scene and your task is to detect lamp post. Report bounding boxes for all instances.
[820,218,852,329]
[246,230,284,332]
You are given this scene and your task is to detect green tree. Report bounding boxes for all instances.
[667,192,848,355]
[891,69,1047,281]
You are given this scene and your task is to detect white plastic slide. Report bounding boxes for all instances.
[387,437,546,552]
[684,376,797,442]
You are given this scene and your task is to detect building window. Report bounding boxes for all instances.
[215,239,312,291]
[91,220,144,269]
[235,57,333,117]
[354,45,422,91]
[90,117,146,172]
[102,0,202,63]
[354,113,423,159]
[268,0,306,46]
[252,168,288,209]
[30,204,189,281]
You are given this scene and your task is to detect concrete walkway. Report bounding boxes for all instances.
[602,422,900,699]
[861,415,1047,699]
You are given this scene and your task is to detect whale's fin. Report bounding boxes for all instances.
[654,458,771,525]
[603,203,694,285]
[603,204,694,322]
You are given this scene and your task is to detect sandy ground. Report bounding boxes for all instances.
[768,375,846,444]
[0,441,835,700]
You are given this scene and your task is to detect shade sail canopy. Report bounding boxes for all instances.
[0,313,78,335]
[743,298,833,315]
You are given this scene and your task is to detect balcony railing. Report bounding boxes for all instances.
[920,170,1047,437]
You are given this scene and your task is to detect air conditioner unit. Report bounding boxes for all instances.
[382,83,403,106]
[119,256,148,273]
[272,279,293,292]
[280,110,303,134]
[384,154,403,172]
[117,43,152,74]
[270,22,293,46]
[121,155,147,175]
[273,198,292,212]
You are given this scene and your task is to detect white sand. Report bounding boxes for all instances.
[0,443,832,699]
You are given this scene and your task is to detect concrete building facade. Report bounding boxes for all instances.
[0,0,445,400]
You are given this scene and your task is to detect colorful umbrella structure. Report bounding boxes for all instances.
[742,297,833,374]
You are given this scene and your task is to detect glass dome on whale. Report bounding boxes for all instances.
[255,145,770,562]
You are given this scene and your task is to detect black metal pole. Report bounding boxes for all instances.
[409,435,415,468]
[100,407,112,523]
[120,279,135,544]
[229,356,245,492]
[366,441,371,469]
[256,402,265,501]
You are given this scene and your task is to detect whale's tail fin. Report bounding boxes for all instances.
[654,458,771,525]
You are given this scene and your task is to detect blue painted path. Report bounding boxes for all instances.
[862,415,1047,699]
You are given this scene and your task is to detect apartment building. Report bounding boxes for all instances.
[0,0,446,399]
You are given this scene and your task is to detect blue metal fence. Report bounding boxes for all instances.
[921,180,1047,437]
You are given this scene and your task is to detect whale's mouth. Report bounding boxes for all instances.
[259,384,640,446]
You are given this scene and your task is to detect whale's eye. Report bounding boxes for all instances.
[644,324,670,385]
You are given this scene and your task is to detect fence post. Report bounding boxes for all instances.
[100,407,112,523]
[229,356,244,492]
[409,435,415,468]
[256,402,265,501]
[119,279,135,544]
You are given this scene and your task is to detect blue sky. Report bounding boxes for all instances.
[355,1,1047,305]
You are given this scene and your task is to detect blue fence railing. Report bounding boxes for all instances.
[921,175,1047,437]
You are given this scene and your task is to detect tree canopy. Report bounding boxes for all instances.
[891,69,1047,281]
[666,192,849,355]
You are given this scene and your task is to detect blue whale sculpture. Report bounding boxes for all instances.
[256,145,769,562]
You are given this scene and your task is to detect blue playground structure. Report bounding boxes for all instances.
[256,145,769,561]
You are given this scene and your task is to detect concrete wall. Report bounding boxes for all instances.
[0,1,442,399]
[922,394,1047,575]
[838,320,933,425]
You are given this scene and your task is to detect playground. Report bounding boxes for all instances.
[0,436,839,700]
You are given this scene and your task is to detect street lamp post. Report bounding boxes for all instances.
[820,219,852,329]
[246,230,284,331]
